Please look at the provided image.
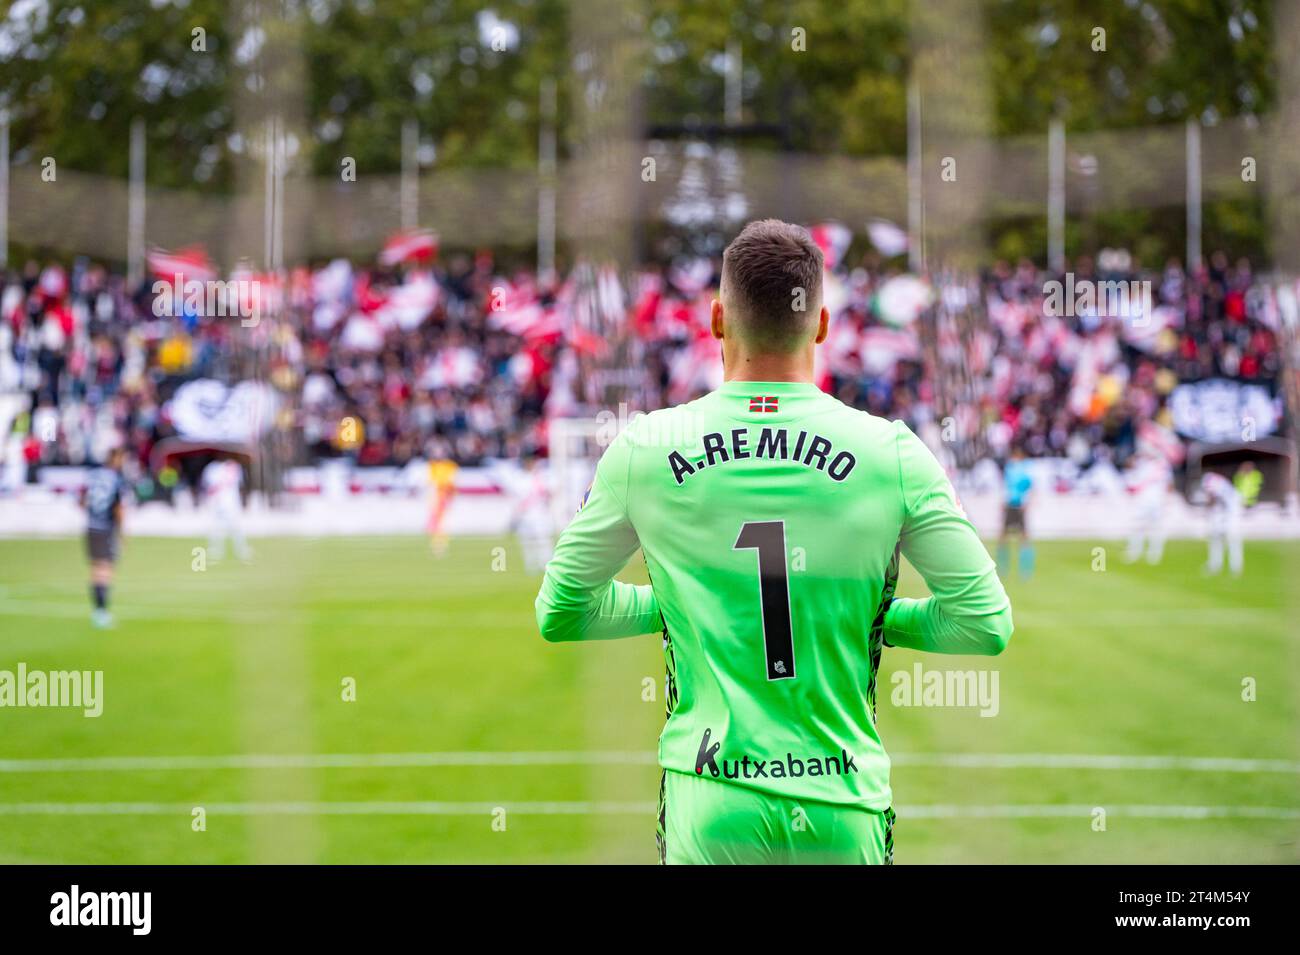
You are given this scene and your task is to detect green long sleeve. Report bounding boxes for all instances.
[882,422,1013,655]
[535,432,662,642]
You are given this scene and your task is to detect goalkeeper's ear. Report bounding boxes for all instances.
[710,297,725,341]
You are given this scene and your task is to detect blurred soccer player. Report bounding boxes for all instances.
[535,219,1012,865]
[997,446,1034,579]
[200,457,251,562]
[427,457,458,556]
[82,446,128,629]
[1124,448,1172,565]
[1201,470,1243,577]
[505,456,554,574]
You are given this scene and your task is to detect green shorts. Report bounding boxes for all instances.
[656,769,895,865]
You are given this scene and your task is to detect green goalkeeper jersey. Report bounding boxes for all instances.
[536,379,1012,811]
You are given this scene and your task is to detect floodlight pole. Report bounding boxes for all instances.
[128,117,146,286]
[274,116,286,271]
[1185,117,1202,270]
[907,76,923,273]
[538,77,557,277]
[725,39,742,126]
[263,115,277,270]
[401,118,418,231]
[0,113,8,270]
[1047,118,1065,273]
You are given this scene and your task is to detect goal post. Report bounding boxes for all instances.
[546,417,607,533]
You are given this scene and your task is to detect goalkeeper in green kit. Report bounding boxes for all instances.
[535,219,1013,864]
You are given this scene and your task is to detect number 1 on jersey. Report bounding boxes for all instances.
[734,520,795,681]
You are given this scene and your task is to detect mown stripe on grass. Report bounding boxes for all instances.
[0,802,1296,820]
[0,751,1296,773]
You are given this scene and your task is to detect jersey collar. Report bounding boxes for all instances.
[717,380,822,395]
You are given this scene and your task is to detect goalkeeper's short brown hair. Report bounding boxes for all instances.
[721,219,824,353]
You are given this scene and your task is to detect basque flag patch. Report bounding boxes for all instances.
[748,395,779,413]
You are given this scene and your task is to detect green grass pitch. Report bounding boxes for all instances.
[1,535,1296,863]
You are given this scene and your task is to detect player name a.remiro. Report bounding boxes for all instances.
[0,663,103,717]
[668,427,857,486]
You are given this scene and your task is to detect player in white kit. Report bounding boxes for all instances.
[1124,449,1172,565]
[506,457,553,575]
[201,458,252,562]
[1199,470,1243,577]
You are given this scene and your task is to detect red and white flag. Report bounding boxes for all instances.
[866,218,909,258]
[374,272,440,330]
[487,280,562,341]
[379,229,438,266]
[809,223,853,269]
[147,245,216,284]
[38,264,68,300]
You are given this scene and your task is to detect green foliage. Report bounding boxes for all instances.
[985,0,1273,135]
[0,0,1280,261]
[0,0,234,189]
[301,0,568,176]
[643,0,909,154]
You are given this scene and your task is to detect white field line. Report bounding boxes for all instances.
[0,801,655,816]
[0,751,1297,774]
[905,805,1300,820]
[0,598,1286,626]
[0,751,657,773]
[0,802,1295,820]
[889,753,1300,773]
